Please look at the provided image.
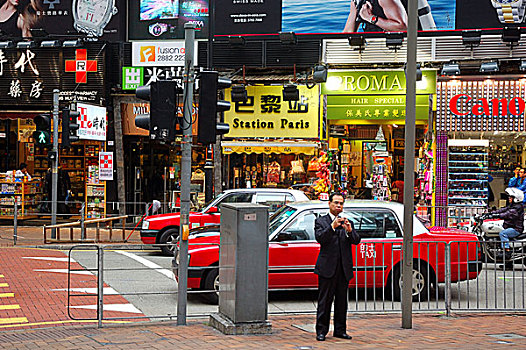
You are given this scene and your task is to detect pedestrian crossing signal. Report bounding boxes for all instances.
[33,113,51,146]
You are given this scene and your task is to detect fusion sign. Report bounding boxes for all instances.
[131,41,197,67]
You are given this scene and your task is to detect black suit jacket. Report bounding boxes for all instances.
[314,214,361,281]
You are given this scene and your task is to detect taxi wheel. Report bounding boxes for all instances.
[391,262,430,302]
[201,269,219,304]
[159,229,179,256]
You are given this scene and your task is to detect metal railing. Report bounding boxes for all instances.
[64,239,526,328]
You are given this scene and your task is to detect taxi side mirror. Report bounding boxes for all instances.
[206,206,219,214]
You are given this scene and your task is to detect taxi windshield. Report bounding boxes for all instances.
[269,206,297,234]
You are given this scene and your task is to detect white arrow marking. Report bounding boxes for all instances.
[114,251,175,280]
[22,257,77,263]
[34,269,93,275]
[69,303,142,314]
[51,287,119,295]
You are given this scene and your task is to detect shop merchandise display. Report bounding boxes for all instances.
[415,140,435,223]
[0,173,41,218]
[447,140,489,227]
[86,164,106,219]
[312,151,331,196]
[266,161,281,186]
[372,163,390,201]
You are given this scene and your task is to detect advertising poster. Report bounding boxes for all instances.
[456,0,523,29]
[76,103,107,141]
[215,0,282,35]
[282,0,455,34]
[0,0,125,40]
[129,0,209,40]
[99,152,114,181]
[131,41,197,67]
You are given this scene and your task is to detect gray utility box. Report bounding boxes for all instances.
[219,203,269,324]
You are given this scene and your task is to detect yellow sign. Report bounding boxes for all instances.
[222,142,318,155]
[224,85,320,138]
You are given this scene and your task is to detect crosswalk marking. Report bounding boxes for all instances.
[0,305,20,310]
[69,303,142,314]
[0,283,8,288]
[22,257,76,263]
[0,293,14,298]
[0,317,28,324]
[34,269,93,275]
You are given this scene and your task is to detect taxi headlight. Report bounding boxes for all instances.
[142,220,150,230]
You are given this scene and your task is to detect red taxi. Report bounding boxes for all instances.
[140,188,309,255]
[176,200,482,303]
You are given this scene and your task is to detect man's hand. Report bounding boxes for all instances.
[342,218,353,232]
[332,216,345,230]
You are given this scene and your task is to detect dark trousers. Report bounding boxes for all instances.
[315,261,349,336]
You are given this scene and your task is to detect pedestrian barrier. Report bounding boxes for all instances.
[64,239,526,328]
[44,215,128,243]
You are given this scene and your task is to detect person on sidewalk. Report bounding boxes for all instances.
[314,192,361,341]
[490,187,524,260]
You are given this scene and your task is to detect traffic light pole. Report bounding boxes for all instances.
[177,23,195,326]
[51,89,59,239]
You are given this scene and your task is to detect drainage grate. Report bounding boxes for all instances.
[0,328,100,342]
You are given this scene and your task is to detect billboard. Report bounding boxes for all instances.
[0,0,125,41]
[282,0,455,33]
[129,0,210,40]
[456,0,523,29]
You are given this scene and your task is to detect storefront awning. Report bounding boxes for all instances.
[222,141,319,155]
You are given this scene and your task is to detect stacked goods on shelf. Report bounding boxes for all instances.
[447,139,489,228]
[86,164,105,219]
[0,177,42,218]
[312,151,331,197]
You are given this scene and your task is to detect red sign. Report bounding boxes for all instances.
[449,94,526,117]
[65,49,97,84]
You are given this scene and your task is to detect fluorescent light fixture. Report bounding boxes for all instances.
[40,40,60,48]
[348,35,366,51]
[502,26,521,44]
[480,61,499,73]
[16,40,36,49]
[520,60,526,71]
[62,38,83,47]
[441,63,460,76]
[282,84,299,101]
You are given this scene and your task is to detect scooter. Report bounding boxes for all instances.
[470,213,526,265]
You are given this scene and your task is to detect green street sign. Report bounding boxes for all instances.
[321,69,437,95]
[122,67,144,90]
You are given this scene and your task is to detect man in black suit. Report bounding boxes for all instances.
[314,192,361,341]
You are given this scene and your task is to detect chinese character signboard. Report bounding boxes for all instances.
[0,44,106,106]
[224,85,320,138]
[99,152,114,181]
[77,103,107,141]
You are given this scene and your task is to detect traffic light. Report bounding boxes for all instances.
[135,80,178,142]
[197,71,231,145]
[61,107,80,147]
[33,113,51,146]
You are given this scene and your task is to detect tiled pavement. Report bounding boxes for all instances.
[0,247,143,330]
[0,313,525,349]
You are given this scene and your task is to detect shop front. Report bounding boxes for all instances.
[0,43,111,219]
[222,85,321,190]
[435,78,526,227]
[320,70,437,217]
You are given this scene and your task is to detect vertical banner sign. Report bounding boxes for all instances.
[99,152,114,181]
[77,103,107,141]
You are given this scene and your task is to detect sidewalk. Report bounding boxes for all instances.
[0,313,525,349]
[0,224,143,247]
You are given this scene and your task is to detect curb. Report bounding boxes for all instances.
[9,244,157,250]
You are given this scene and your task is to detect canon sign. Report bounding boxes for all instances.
[449,94,526,116]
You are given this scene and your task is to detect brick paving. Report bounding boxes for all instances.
[0,313,524,349]
[0,247,144,330]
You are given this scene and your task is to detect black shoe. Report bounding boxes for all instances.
[316,334,326,341]
[334,333,352,340]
